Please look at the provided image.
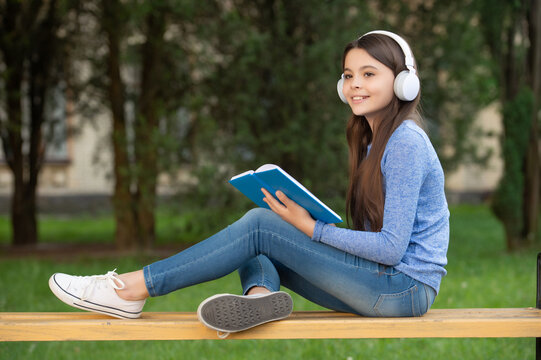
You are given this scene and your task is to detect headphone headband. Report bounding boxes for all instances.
[360,30,416,73]
[337,29,420,103]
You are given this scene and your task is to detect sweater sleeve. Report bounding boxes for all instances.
[311,134,429,266]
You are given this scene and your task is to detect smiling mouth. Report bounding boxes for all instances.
[352,96,368,101]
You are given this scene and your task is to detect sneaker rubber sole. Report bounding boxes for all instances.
[48,274,142,319]
[197,291,293,333]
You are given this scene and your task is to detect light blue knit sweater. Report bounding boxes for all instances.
[311,120,450,293]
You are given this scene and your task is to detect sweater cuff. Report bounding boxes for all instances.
[311,220,326,242]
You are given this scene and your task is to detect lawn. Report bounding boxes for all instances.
[0,207,246,246]
[0,204,540,359]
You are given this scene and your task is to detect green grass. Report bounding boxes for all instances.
[0,204,540,359]
[0,207,247,245]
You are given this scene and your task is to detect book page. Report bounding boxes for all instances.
[255,164,278,172]
[230,170,254,181]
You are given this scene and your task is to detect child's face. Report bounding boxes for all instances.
[342,48,396,123]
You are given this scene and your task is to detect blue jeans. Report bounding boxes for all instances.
[143,208,436,317]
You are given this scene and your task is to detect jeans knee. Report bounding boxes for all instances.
[242,208,275,225]
[238,208,284,235]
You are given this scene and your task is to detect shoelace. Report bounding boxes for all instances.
[80,269,126,301]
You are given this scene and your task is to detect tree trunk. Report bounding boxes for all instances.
[102,0,138,250]
[524,0,541,244]
[5,82,38,247]
[3,37,37,246]
[133,9,167,249]
[109,40,138,251]
[0,0,64,246]
[11,184,38,246]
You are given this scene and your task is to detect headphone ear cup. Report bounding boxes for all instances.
[337,77,348,104]
[394,71,420,101]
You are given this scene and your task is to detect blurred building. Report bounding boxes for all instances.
[445,103,503,203]
[0,108,113,213]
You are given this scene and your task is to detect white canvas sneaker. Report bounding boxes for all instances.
[197,291,293,336]
[48,270,145,319]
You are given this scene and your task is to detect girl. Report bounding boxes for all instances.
[49,30,449,335]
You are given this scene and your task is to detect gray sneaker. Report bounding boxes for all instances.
[49,270,145,319]
[197,291,293,335]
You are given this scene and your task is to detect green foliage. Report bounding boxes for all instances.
[476,0,531,93]
[189,0,372,208]
[491,88,533,246]
[475,0,539,248]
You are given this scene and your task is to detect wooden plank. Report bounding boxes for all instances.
[1,308,541,342]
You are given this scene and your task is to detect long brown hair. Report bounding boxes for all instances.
[344,33,421,231]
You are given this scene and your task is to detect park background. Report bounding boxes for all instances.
[0,0,540,359]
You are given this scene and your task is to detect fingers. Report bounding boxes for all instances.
[260,188,315,236]
[261,188,290,206]
[261,188,291,216]
[261,188,286,213]
[275,190,291,205]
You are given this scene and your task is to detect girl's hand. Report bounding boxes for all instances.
[261,188,316,237]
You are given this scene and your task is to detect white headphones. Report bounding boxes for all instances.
[337,30,420,103]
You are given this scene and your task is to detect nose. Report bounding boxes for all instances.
[350,75,363,89]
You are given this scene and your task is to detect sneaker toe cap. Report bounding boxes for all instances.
[50,273,70,288]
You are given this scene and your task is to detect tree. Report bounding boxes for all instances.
[96,0,217,250]
[97,0,171,249]
[0,0,73,246]
[525,0,540,245]
[101,0,137,249]
[190,0,366,214]
[477,0,540,250]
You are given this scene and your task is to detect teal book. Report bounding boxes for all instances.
[229,164,342,224]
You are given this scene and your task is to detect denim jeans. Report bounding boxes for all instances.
[143,208,436,317]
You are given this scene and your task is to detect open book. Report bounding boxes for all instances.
[229,164,342,224]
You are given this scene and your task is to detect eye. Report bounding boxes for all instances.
[343,74,353,80]
[363,72,375,77]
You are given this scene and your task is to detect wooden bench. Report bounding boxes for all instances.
[2,253,541,359]
[1,308,541,341]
